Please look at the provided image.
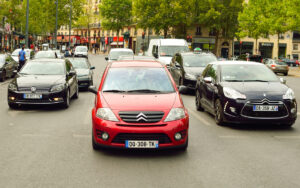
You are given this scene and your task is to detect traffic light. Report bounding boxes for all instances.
[62,35,64,39]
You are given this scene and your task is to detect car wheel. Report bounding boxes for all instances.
[62,89,70,109]
[0,71,6,82]
[284,72,288,76]
[215,99,225,126]
[73,85,79,99]
[8,102,18,109]
[195,89,204,111]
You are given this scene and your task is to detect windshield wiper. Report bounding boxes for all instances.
[102,90,127,93]
[126,89,163,93]
[243,80,269,82]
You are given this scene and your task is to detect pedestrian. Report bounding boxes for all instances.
[18,46,26,71]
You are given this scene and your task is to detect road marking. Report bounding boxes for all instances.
[219,135,249,139]
[274,136,300,139]
[186,107,211,126]
[73,134,90,138]
[22,134,50,137]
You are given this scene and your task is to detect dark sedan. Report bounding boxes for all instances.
[0,54,18,82]
[195,61,297,127]
[67,58,94,89]
[169,52,217,89]
[7,59,79,109]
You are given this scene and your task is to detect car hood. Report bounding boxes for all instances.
[184,67,205,76]
[15,75,65,88]
[102,92,177,110]
[158,57,172,65]
[221,82,289,99]
[75,68,89,76]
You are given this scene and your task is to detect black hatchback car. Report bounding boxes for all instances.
[7,59,79,109]
[195,61,297,127]
[0,54,18,82]
[169,52,217,89]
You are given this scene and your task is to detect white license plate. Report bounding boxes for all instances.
[125,140,159,148]
[23,94,42,99]
[253,105,278,111]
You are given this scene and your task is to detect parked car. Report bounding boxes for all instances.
[147,39,190,66]
[74,46,88,57]
[169,52,217,89]
[264,59,289,76]
[195,61,297,127]
[7,59,79,109]
[105,48,134,63]
[34,51,58,59]
[54,50,63,59]
[67,57,94,89]
[11,48,34,62]
[0,54,18,82]
[279,58,297,67]
[88,60,189,150]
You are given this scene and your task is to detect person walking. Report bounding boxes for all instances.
[18,47,26,71]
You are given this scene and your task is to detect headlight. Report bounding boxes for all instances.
[223,87,246,100]
[50,84,65,92]
[283,88,295,100]
[96,108,119,122]
[164,108,186,122]
[8,83,17,91]
[185,73,197,80]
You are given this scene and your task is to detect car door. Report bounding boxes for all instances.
[5,56,14,77]
[65,60,76,96]
[201,64,218,112]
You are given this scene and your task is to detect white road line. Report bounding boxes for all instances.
[186,107,211,126]
[219,135,249,139]
[73,134,90,138]
[274,136,300,139]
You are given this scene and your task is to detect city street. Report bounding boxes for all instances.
[0,54,300,188]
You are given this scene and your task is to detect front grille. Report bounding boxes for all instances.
[18,87,50,92]
[241,99,289,118]
[112,133,171,144]
[119,111,164,123]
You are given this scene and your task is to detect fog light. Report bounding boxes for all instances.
[229,107,236,113]
[174,132,182,141]
[9,97,15,101]
[291,108,296,114]
[101,132,109,141]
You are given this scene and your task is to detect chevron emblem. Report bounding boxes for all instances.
[136,112,147,122]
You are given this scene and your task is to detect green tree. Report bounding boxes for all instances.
[99,0,132,47]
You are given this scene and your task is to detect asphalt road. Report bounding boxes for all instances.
[0,54,299,188]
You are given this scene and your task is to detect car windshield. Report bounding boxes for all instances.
[69,59,89,69]
[159,46,189,57]
[274,60,287,65]
[109,51,134,60]
[221,64,279,82]
[102,68,175,93]
[20,62,65,75]
[75,47,87,52]
[183,55,217,67]
[35,51,56,59]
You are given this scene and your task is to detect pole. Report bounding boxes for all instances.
[69,0,72,48]
[55,0,58,49]
[25,0,29,48]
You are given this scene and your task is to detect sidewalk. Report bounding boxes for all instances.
[289,67,300,77]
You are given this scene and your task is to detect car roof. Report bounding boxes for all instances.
[179,52,215,56]
[110,60,165,68]
[210,61,263,65]
[29,58,65,63]
[110,48,133,52]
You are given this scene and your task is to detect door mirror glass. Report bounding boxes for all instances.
[204,77,213,84]
[105,57,109,61]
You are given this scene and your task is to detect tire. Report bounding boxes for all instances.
[0,71,6,82]
[284,72,288,76]
[8,102,18,109]
[62,89,70,109]
[215,99,225,126]
[72,85,79,99]
[195,89,204,111]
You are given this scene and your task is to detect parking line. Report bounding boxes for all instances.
[186,107,211,126]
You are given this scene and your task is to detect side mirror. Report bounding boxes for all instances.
[204,77,213,84]
[175,62,181,68]
[280,77,286,84]
[88,86,98,95]
[105,57,109,61]
[68,70,76,76]
[90,66,95,70]
[153,52,158,59]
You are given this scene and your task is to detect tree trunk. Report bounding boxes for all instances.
[88,24,90,51]
[164,28,168,38]
[255,38,258,55]
[277,33,280,59]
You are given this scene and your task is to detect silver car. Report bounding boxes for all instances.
[264,59,289,76]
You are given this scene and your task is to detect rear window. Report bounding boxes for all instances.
[102,68,175,93]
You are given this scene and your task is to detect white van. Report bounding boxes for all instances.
[147,39,189,65]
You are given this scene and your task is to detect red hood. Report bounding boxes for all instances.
[102,92,177,111]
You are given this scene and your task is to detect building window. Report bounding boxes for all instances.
[209,29,216,36]
[279,33,284,39]
[293,44,298,50]
[195,26,202,36]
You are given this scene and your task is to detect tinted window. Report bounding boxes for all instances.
[159,46,189,57]
[221,64,278,82]
[109,51,134,60]
[20,63,65,75]
[68,59,89,69]
[102,68,175,93]
[35,51,56,59]
[183,55,217,67]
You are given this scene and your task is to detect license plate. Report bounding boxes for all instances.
[125,140,159,148]
[23,93,42,99]
[253,105,278,111]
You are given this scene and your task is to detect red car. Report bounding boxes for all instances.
[89,60,189,150]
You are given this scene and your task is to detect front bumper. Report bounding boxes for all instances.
[7,89,66,105]
[92,108,189,149]
[221,98,297,124]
